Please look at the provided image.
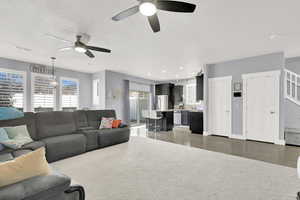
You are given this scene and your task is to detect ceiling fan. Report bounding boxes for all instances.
[112,0,196,33]
[57,35,111,59]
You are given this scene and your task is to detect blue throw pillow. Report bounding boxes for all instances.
[0,128,9,151]
[0,107,24,121]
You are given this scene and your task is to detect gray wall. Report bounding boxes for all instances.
[93,70,156,123]
[285,57,300,129]
[206,52,285,139]
[0,57,93,111]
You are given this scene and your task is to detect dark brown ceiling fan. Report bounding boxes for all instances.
[112,0,196,33]
[59,35,111,59]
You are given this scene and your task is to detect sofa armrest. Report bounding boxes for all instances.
[0,171,71,200]
[22,141,45,151]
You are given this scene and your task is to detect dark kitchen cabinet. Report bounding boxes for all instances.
[189,112,203,134]
[196,75,204,101]
[181,111,190,126]
[174,85,183,105]
[155,83,174,109]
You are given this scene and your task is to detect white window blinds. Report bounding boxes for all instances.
[61,78,79,110]
[0,70,25,110]
[32,74,56,112]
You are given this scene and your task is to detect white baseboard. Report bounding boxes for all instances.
[230,134,246,140]
[274,139,286,146]
[203,131,210,136]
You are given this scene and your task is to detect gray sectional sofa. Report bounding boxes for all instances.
[0,110,130,200]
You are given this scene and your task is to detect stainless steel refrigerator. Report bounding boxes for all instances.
[156,95,168,111]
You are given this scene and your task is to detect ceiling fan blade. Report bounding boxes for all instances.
[59,46,74,51]
[148,14,160,33]
[156,1,196,13]
[45,33,73,43]
[112,5,139,21]
[85,50,95,58]
[86,46,111,53]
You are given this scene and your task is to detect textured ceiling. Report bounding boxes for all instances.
[0,0,300,80]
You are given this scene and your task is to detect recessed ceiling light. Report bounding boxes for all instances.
[179,67,184,70]
[162,70,167,73]
[175,74,179,78]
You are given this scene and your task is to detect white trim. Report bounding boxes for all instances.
[208,76,233,81]
[203,131,210,136]
[31,72,57,112]
[208,76,232,138]
[0,67,27,112]
[242,70,281,79]
[242,70,281,144]
[230,134,246,140]
[274,139,286,146]
[59,77,80,110]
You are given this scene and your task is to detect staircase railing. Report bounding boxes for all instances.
[285,69,300,105]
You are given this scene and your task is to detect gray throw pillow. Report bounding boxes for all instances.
[1,125,33,149]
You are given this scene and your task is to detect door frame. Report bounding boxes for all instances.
[208,76,232,138]
[242,70,281,143]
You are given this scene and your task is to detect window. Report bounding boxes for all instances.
[93,79,100,106]
[186,84,196,105]
[60,78,79,111]
[0,69,26,111]
[32,73,56,112]
[286,69,300,104]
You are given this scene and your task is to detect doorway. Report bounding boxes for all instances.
[242,71,280,143]
[129,91,150,126]
[208,76,232,137]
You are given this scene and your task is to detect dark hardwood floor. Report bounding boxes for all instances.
[132,126,300,168]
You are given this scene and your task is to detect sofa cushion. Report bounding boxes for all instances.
[80,130,99,151]
[0,112,38,140]
[0,153,14,162]
[0,171,71,200]
[73,110,89,128]
[21,141,45,151]
[86,110,116,129]
[36,112,77,139]
[42,134,86,162]
[12,149,32,158]
[98,127,130,148]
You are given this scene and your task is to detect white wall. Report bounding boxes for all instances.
[93,70,156,123]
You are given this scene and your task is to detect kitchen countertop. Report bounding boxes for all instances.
[154,109,203,112]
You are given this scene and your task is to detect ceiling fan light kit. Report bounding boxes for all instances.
[139,2,157,16]
[58,35,111,59]
[112,0,196,33]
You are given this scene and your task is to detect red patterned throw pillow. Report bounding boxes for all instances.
[99,117,114,129]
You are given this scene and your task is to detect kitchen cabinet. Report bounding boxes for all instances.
[196,75,204,101]
[189,111,203,134]
[174,85,183,105]
[181,111,190,126]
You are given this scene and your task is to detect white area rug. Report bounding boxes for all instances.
[52,137,300,200]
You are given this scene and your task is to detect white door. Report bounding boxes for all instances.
[208,77,232,137]
[243,71,280,143]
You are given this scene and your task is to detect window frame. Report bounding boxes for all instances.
[31,72,57,112]
[59,77,80,110]
[0,67,27,111]
[185,83,197,105]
